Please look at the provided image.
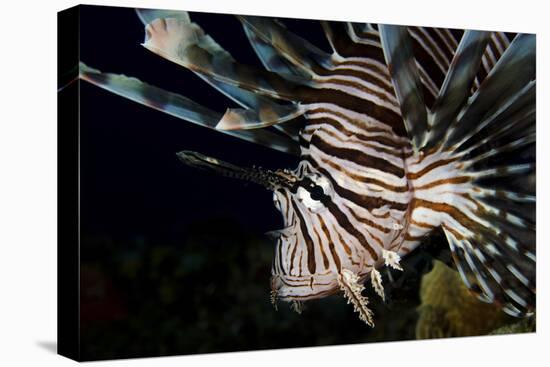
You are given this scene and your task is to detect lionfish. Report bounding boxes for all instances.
[78,8,536,326]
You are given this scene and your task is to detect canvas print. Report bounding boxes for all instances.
[57,4,536,361]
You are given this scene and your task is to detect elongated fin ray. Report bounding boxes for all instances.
[456,94,535,159]
[322,21,387,66]
[474,32,512,91]
[80,62,219,125]
[455,81,535,153]
[379,25,428,150]
[79,62,300,155]
[242,23,309,77]
[444,34,535,149]
[425,31,491,150]
[137,10,301,120]
[444,227,534,316]
[217,103,304,130]
[407,27,462,106]
[347,23,383,47]
[142,17,313,102]
[135,8,190,25]
[238,16,332,76]
[410,29,535,317]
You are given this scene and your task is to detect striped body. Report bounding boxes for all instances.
[271,105,413,300]
[271,102,466,300]
[267,26,499,300]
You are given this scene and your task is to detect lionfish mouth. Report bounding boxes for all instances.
[270,274,342,304]
[176,150,296,191]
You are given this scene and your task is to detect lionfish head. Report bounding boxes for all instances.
[177,152,357,304]
[269,161,348,303]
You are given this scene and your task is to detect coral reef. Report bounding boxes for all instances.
[416,260,515,339]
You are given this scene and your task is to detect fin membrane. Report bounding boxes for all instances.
[78,62,300,155]
[404,32,535,317]
[142,17,312,101]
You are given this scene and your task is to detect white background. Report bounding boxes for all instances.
[0,0,547,365]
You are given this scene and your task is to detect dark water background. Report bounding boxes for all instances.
[77,5,448,361]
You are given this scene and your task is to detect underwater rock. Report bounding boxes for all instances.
[489,314,536,335]
[416,260,512,339]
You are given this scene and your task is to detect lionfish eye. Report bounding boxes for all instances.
[296,173,333,213]
[296,186,323,212]
[310,185,325,201]
[307,173,333,197]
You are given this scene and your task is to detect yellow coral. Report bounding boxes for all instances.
[416,260,512,339]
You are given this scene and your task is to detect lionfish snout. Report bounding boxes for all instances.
[176,150,296,191]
